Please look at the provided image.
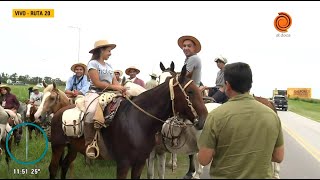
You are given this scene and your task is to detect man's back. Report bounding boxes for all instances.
[201,93,283,179]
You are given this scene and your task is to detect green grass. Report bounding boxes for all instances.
[288,99,320,122]
[0,127,190,179]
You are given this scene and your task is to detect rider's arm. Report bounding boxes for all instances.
[65,76,75,96]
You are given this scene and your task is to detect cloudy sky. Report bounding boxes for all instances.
[1,1,319,98]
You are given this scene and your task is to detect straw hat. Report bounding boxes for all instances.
[150,73,158,78]
[32,86,40,91]
[178,35,201,53]
[125,66,140,75]
[89,40,116,53]
[71,63,87,73]
[0,85,11,92]
[114,70,123,77]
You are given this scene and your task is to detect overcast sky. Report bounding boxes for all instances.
[1,1,319,98]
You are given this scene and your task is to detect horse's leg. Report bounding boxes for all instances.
[167,153,177,169]
[147,149,156,179]
[116,161,130,179]
[131,160,146,179]
[157,152,166,179]
[49,145,65,179]
[192,153,204,179]
[183,154,195,179]
[60,148,78,179]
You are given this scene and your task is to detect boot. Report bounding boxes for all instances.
[83,122,97,158]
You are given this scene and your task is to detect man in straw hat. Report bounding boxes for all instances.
[114,70,123,84]
[65,63,90,100]
[145,73,159,90]
[178,35,203,87]
[125,66,145,88]
[84,39,127,159]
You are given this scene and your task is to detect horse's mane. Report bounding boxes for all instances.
[43,84,69,101]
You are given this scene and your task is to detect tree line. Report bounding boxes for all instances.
[0,72,66,86]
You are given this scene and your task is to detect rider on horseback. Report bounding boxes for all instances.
[84,39,127,159]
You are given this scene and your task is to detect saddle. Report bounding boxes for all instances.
[103,96,125,125]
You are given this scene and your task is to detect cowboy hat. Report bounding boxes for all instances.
[0,85,11,92]
[214,55,228,64]
[150,73,158,78]
[114,70,123,77]
[178,35,201,53]
[32,86,40,91]
[89,40,116,54]
[125,66,140,75]
[71,63,87,73]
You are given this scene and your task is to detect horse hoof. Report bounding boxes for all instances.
[183,173,193,179]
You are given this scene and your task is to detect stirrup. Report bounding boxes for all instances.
[86,131,100,159]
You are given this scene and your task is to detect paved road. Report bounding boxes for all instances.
[200,111,320,179]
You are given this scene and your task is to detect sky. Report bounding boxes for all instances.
[1,1,320,98]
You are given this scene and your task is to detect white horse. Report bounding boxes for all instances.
[146,62,221,179]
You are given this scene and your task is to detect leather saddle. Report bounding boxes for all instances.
[103,96,125,125]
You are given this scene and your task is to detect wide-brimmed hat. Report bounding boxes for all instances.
[0,85,11,92]
[150,73,158,78]
[214,55,228,64]
[114,70,123,77]
[89,40,116,54]
[178,35,201,53]
[71,63,87,73]
[125,66,140,75]
[32,86,40,91]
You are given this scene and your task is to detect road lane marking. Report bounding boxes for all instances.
[282,124,320,162]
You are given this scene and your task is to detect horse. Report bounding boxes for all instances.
[152,62,280,179]
[26,103,41,139]
[0,109,23,168]
[47,64,208,179]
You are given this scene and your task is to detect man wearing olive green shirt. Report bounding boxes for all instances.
[197,62,284,179]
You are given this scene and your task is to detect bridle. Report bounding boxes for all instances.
[126,75,198,125]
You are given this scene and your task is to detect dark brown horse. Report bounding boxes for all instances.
[48,64,208,179]
[159,62,279,179]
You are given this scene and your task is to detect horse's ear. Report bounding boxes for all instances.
[160,62,166,72]
[43,80,47,88]
[179,64,187,80]
[53,81,57,89]
[170,61,175,72]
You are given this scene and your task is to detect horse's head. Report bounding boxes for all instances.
[159,61,176,84]
[34,81,69,121]
[169,64,208,130]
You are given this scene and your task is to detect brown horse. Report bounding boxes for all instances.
[48,64,208,179]
[159,62,279,179]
